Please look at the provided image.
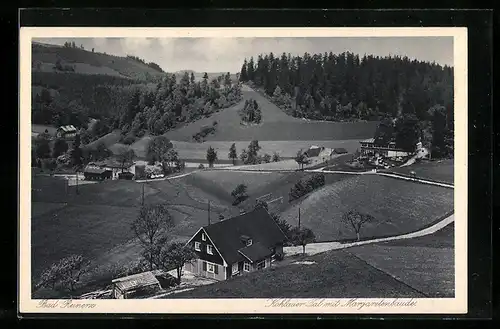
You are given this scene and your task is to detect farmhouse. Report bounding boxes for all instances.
[94,158,134,180]
[184,207,288,281]
[56,125,78,139]
[360,138,410,158]
[305,145,323,158]
[83,165,112,180]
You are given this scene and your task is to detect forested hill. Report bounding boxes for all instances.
[239,52,454,158]
[239,52,453,123]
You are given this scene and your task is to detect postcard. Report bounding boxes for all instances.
[19,27,467,314]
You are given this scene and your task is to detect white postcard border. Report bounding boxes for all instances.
[19,27,468,314]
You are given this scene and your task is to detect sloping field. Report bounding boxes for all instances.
[32,203,140,279]
[164,86,378,142]
[31,175,239,280]
[383,159,454,185]
[166,249,424,298]
[347,223,455,297]
[280,175,454,241]
[84,130,122,150]
[186,171,286,198]
[184,170,352,213]
[33,42,164,80]
[32,124,58,136]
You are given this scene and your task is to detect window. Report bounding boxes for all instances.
[243,262,251,272]
[207,262,215,273]
[201,233,206,241]
[257,261,266,270]
[246,239,253,246]
[232,263,239,274]
[206,245,213,255]
[194,242,201,251]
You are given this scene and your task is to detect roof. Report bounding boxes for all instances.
[202,207,288,265]
[95,158,133,169]
[112,271,160,292]
[238,242,273,263]
[360,138,375,143]
[58,125,77,133]
[84,165,108,174]
[333,147,348,153]
[305,148,322,157]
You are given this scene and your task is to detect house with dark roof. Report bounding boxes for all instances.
[184,207,288,281]
[83,164,112,180]
[94,158,134,180]
[305,145,323,158]
[333,147,348,154]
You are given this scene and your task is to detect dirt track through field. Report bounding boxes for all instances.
[283,214,454,257]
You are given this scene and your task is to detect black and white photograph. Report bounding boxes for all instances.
[19,27,467,314]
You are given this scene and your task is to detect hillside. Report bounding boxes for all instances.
[164,84,378,142]
[32,42,165,81]
[174,70,238,83]
[166,248,425,298]
[280,174,454,241]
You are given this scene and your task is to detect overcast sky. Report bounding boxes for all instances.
[35,37,453,73]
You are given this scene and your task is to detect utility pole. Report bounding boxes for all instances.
[208,201,211,226]
[141,183,145,206]
[76,170,79,195]
[298,207,301,228]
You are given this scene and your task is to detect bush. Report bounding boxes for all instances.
[289,173,325,201]
[42,158,57,171]
[121,134,137,145]
[135,164,147,179]
[231,183,248,205]
[274,252,285,261]
[198,164,205,169]
[192,126,216,143]
[239,98,262,124]
[155,273,179,289]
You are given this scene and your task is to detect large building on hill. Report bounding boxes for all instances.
[184,207,288,281]
[360,138,410,158]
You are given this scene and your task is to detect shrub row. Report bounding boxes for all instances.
[289,173,325,201]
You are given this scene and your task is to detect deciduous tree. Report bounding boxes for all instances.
[294,149,310,170]
[341,209,375,241]
[131,204,174,270]
[289,226,316,255]
[116,146,136,172]
[37,254,90,293]
[154,243,197,283]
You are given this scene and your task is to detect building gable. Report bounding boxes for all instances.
[186,228,227,266]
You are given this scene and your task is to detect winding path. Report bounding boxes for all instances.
[283,213,455,257]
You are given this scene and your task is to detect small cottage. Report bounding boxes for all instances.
[56,125,78,139]
[305,145,323,158]
[184,207,288,281]
[94,158,134,180]
[83,165,112,181]
[112,271,162,299]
